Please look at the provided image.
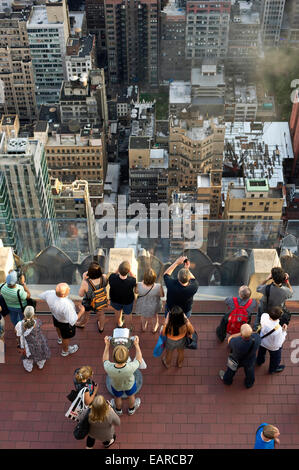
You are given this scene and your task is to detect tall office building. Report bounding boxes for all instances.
[185,1,231,63]
[160,0,188,82]
[26,0,70,104]
[260,0,285,47]
[0,9,37,121]
[85,0,106,52]
[0,131,57,261]
[105,0,160,87]
[281,0,299,46]
[37,122,107,210]
[168,113,225,219]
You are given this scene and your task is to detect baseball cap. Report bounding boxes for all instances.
[6,270,18,286]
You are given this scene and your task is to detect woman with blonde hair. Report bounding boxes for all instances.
[73,366,98,406]
[82,395,120,449]
[15,306,51,372]
[135,268,164,333]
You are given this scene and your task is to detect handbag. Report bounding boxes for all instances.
[153,328,167,357]
[185,330,198,350]
[73,409,90,440]
[65,386,89,421]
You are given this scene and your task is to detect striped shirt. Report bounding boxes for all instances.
[0,283,27,309]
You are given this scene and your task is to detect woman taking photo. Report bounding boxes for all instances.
[76,262,108,332]
[15,306,51,372]
[135,268,164,333]
[161,305,195,369]
[83,395,120,449]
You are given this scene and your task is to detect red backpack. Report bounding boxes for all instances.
[226,297,252,335]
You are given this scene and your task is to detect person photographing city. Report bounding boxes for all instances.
[163,256,199,318]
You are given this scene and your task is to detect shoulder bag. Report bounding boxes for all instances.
[73,409,91,440]
[65,386,89,422]
[137,284,154,299]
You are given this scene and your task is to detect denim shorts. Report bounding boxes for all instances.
[111,381,137,397]
[110,302,134,315]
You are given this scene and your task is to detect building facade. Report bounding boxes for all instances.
[260,0,285,47]
[27,0,70,104]
[65,35,96,80]
[0,9,37,121]
[185,1,231,63]
[0,132,57,261]
[105,0,160,87]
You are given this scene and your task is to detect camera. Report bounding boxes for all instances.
[183,258,189,264]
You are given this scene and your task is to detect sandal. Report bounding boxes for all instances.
[161,356,169,368]
[97,322,104,333]
[152,324,159,334]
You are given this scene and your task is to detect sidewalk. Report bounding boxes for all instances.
[1,313,299,449]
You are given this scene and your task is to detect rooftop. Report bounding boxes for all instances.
[129,136,151,149]
[2,311,299,449]
[169,81,192,105]
[66,35,94,58]
[224,122,294,188]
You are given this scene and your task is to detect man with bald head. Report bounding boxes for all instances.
[219,323,261,388]
[40,283,83,356]
[216,285,256,342]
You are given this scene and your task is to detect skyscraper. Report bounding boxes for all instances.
[0,9,37,121]
[185,1,231,63]
[0,131,57,261]
[260,0,285,47]
[105,0,160,87]
[26,0,70,104]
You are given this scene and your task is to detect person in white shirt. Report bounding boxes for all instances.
[40,283,83,357]
[256,306,288,374]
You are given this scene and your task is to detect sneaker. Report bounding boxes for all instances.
[110,398,123,416]
[128,397,141,415]
[270,365,285,374]
[61,344,79,357]
[57,338,62,345]
[219,370,225,381]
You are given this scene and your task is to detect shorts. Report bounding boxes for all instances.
[52,316,76,339]
[110,302,134,315]
[111,381,137,397]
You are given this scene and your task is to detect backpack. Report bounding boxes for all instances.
[87,278,108,312]
[65,386,88,422]
[226,298,252,335]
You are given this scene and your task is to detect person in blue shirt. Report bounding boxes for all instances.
[254,423,280,449]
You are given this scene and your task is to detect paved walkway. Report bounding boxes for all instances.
[1,314,299,449]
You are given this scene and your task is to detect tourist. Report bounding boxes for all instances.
[39,283,83,357]
[76,262,108,332]
[103,335,142,416]
[256,306,288,374]
[163,256,198,318]
[161,305,195,368]
[73,366,99,406]
[254,423,280,449]
[15,306,50,372]
[108,261,137,330]
[135,268,164,333]
[0,270,31,327]
[82,395,120,449]
[216,285,256,342]
[219,324,261,388]
[254,267,293,329]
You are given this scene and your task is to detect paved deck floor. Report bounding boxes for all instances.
[1,314,299,449]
